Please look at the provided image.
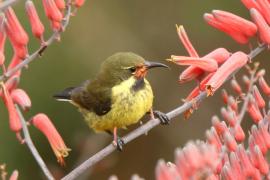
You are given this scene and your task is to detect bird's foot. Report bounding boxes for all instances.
[113,136,125,151]
[153,110,170,125]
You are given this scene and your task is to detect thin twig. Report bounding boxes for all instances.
[16,105,55,180]
[0,0,18,12]
[61,45,266,180]
[236,66,258,125]
[0,0,72,82]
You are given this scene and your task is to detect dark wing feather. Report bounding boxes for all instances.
[70,80,112,116]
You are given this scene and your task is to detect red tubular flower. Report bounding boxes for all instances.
[212,10,257,37]
[4,7,29,47]
[258,76,270,96]
[228,96,238,113]
[236,145,255,177]
[221,89,229,104]
[258,122,270,148]
[230,79,242,95]
[204,13,249,44]
[176,25,199,57]
[206,51,248,95]
[170,56,218,72]
[233,125,245,142]
[242,75,251,89]
[11,89,31,111]
[25,1,45,41]
[221,163,235,180]
[256,0,270,25]
[212,116,228,135]
[9,170,19,180]
[54,0,66,11]
[251,125,267,154]
[247,98,263,123]
[42,0,63,22]
[1,84,22,142]
[31,113,71,165]
[74,0,86,8]
[224,131,237,152]
[254,145,269,174]
[221,107,236,126]
[241,0,262,11]
[250,8,270,44]
[252,85,265,109]
[155,160,180,180]
[206,128,222,151]
[50,20,62,31]
[179,48,230,83]
[0,14,6,52]
[229,152,244,179]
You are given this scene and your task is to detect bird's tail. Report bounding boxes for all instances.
[53,87,75,101]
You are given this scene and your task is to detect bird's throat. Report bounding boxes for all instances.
[132,78,145,91]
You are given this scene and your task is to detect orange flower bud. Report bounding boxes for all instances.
[242,75,251,89]
[204,13,249,44]
[1,84,22,140]
[221,164,234,180]
[74,0,85,8]
[206,52,248,95]
[230,79,242,95]
[253,85,265,108]
[228,96,238,113]
[212,10,257,37]
[248,98,263,123]
[51,20,61,31]
[25,1,45,41]
[233,125,245,142]
[42,0,63,22]
[258,76,270,96]
[221,107,236,126]
[221,89,229,104]
[31,113,71,165]
[250,8,270,44]
[170,56,218,72]
[4,7,29,46]
[229,152,244,179]
[224,131,237,151]
[251,125,267,154]
[11,89,31,111]
[176,25,199,57]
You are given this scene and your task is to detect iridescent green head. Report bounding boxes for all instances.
[97,52,168,84]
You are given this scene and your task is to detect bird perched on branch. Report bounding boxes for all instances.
[54,52,169,150]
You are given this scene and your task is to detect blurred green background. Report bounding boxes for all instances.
[0,0,268,179]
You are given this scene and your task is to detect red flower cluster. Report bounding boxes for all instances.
[0,0,85,165]
[156,66,270,179]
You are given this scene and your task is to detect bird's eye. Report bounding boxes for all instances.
[129,67,136,73]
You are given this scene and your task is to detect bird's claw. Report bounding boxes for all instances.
[153,110,170,125]
[113,136,125,151]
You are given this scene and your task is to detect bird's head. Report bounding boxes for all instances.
[98,52,168,84]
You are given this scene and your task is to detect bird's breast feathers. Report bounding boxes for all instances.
[81,77,153,132]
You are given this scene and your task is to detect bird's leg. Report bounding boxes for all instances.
[109,127,124,151]
[150,108,170,125]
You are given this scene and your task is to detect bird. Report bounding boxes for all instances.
[53,52,169,151]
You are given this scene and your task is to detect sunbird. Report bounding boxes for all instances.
[54,52,169,150]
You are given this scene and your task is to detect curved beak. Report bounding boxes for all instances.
[144,61,169,70]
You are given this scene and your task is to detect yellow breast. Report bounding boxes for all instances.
[81,77,153,132]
